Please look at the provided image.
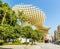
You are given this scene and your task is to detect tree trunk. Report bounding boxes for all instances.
[25,38,27,42]
[1,12,6,25]
[34,40,35,45]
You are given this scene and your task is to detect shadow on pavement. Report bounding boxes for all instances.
[0,47,12,49]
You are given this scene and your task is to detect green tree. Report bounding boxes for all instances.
[17,11,28,23]
[1,3,10,25]
[0,0,2,7]
[0,24,20,41]
[20,26,44,44]
[21,26,33,42]
[0,0,21,41]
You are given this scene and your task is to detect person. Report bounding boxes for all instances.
[29,38,33,45]
[10,39,13,44]
[45,38,49,43]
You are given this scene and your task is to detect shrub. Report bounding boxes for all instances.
[22,42,29,45]
[38,40,44,43]
[4,42,10,45]
[0,40,4,45]
[12,40,21,45]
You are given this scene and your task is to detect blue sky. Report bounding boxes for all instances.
[2,0,60,36]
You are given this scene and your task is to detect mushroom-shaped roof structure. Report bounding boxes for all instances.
[12,5,50,33]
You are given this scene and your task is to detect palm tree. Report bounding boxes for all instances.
[1,3,10,25]
[0,0,2,7]
[17,11,28,23]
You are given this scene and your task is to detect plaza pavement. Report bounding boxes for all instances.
[0,43,60,49]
